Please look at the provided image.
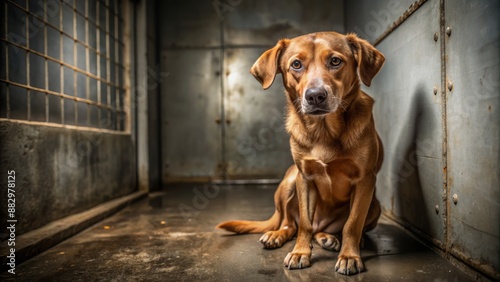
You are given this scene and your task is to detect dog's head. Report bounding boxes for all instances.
[250,32,384,116]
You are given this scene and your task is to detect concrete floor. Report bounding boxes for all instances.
[1,184,474,282]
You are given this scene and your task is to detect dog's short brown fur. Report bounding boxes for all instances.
[217,31,385,276]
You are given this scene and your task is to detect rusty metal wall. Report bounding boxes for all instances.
[445,0,500,277]
[160,49,223,180]
[222,0,344,46]
[363,0,445,245]
[346,0,500,279]
[159,0,222,181]
[160,0,344,180]
[223,48,291,179]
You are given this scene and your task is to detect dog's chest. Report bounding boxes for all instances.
[310,143,340,163]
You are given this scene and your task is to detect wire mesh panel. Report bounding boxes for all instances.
[0,0,127,131]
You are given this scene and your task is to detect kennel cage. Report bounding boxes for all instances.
[0,0,498,280]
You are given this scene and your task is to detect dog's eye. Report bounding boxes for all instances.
[291,60,302,69]
[330,57,342,67]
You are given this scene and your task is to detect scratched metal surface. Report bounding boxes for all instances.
[359,0,445,245]
[223,48,293,179]
[344,0,416,43]
[445,0,500,275]
[223,0,345,46]
[160,49,222,179]
[159,0,221,48]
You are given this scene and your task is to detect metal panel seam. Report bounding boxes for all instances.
[373,0,429,46]
[439,0,450,253]
[220,19,227,180]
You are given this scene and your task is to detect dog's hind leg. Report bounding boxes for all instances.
[260,168,298,249]
[259,219,296,249]
[259,193,297,249]
[314,232,341,251]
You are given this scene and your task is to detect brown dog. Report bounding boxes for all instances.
[217,31,385,276]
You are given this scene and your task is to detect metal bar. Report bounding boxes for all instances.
[60,0,126,44]
[96,0,102,125]
[0,79,124,112]
[211,179,281,185]
[105,0,110,123]
[85,0,90,125]
[26,0,31,121]
[114,0,119,129]
[6,0,126,65]
[72,0,78,124]
[44,0,49,122]
[60,0,64,124]
[0,39,126,90]
[373,0,429,46]
[2,0,129,132]
[70,0,125,23]
[64,0,117,25]
[4,0,9,118]
[0,118,130,134]
[122,0,131,133]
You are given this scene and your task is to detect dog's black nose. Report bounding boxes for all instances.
[305,88,327,105]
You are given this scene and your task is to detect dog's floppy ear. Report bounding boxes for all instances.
[346,33,385,87]
[250,39,288,90]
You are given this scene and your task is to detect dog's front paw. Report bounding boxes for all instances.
[283,252,311,269]
[335,254,364,275]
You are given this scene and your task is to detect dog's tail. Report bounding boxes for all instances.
[216,210,280,234]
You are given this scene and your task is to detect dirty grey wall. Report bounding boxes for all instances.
[346,0,500,279]
[0,123,136,235]
[159,0,344,181]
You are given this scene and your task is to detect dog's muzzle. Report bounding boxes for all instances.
[302,87,332,115]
